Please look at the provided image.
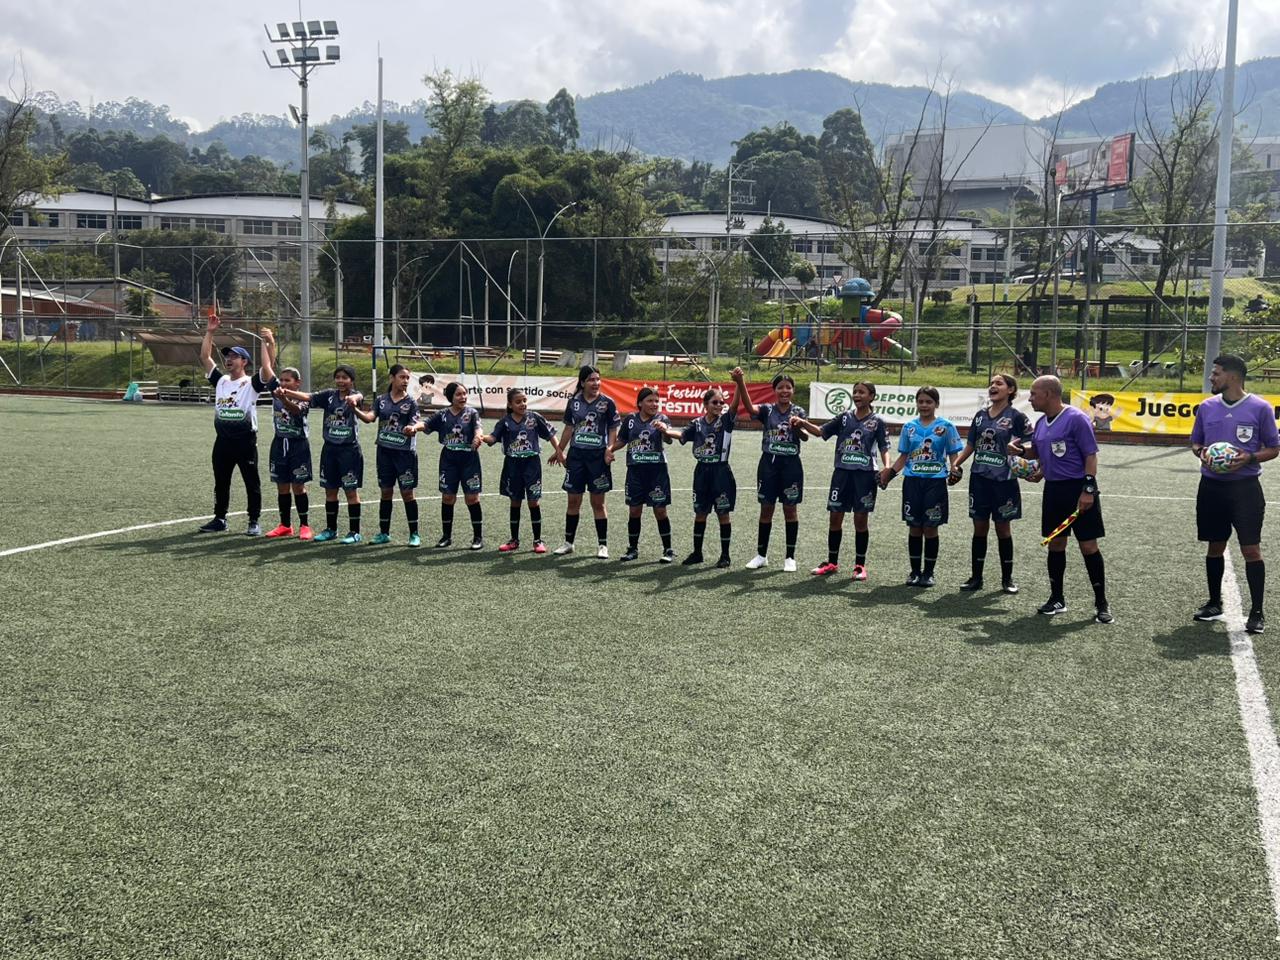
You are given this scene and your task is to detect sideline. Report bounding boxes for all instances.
[1223,552,1280,933]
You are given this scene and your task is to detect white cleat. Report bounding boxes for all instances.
[552,542,575,556]
[783,557,797,572]
[745,554,769,570]
[597,544,610,559]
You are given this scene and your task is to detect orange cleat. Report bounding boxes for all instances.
[265,524,294,539]
[297,525,314,541]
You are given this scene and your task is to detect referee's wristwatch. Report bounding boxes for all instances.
[1081,474,1098,495]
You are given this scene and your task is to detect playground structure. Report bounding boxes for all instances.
[753,278,912,363]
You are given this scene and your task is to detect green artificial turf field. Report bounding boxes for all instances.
[4,395,1280,959]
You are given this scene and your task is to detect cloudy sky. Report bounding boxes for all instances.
[0,0,1275,128]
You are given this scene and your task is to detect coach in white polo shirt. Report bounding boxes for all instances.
[196,315,277,535]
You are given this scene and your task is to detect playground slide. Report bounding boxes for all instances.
[764,338,795,359]
[755,327,782,356]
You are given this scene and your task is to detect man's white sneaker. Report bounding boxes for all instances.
[745,554,769,570]
[783,557,797,572]
[597,544,609,559]
[552,542,575,556]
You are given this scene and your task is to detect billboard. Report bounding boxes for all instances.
[809,383,1036,429]
[1054,133,1135,194]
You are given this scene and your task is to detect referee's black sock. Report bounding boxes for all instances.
[627,515,641,551]
[923,536,939,577]
[405,499,419,535]
[785,520,798,560]
[1206,555,1225,605]
[970,536,987,580]
[347,502,361,534]
[997,536,1014,583]
[510,503,522,542]
[564,512,579,544]
[530,504,542,542]
[757,521,772,557]
[1083,550,1107,608]
[1247,560,1266,616]
[325,500,339,533]
[719,522,731,560]
[594,517,608,546]
[1047,550,1067,602]
[908,533,923,576]
[854,530,869,568]
[692,519,707,555]
[278,493,292,527]
[295,492,309,526]
[379,498,393,535]
[441,502,455,540]
[828,528,843,565]
[657,515,672,551]
[467,501,483,541]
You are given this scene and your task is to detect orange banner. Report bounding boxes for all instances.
[599,379,775,418]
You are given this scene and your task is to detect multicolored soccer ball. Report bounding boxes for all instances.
[1205,441,1240,474]
[1008,456,1039,479]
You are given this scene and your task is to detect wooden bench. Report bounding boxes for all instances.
[337,337,372,354]
[521,348,566,364]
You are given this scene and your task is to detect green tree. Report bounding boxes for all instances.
[731,122,818,164]
[0,92,69,236]
[791,257,816,285]
[115,229,239,304]
[343,121,412,178]
[546,88,580,151]
[747,216,794,293]
[495,101,553,150]
[818,108,877,216]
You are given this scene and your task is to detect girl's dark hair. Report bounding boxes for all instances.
[771,373,795,390]
[853,381,877,401]
[577,365,601,391]
[334,364,357,382]
[916,385,940,404]
[637,386,658,404]
[388,363,407,379]
[703,387,725,404]
[992,373,1017,397]
[444,381,464,402]
[506,387,525,414]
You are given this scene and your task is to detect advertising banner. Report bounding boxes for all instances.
[599,379,775,417]
[810,382,1036,428]
[1068,389,1280,436]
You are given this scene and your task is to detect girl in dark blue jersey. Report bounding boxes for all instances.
[611,386,682,563]
[355,364,422,547]
[731,366,807,572]
[679,386,737,568]
[421,382,485,549]
[549,365,619,559]
[482,388,557,554]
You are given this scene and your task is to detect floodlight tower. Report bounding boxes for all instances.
[263,18,340,390]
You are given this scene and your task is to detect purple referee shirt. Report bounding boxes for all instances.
[1191,393,1280,481]
[1033,405,1098,481]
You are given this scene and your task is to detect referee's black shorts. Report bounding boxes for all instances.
[1041,478,1105,541]
[1197,475,1265,545]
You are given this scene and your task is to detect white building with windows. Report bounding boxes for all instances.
[657,210,847,285]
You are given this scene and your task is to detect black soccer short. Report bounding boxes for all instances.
[319,442,363,491]
[500,457,544,501]
[268,435,313,484]
[692,461,737,516]
[827,469,879,513]
[439,449,483,495]
[563,447,613,495]
[1041,478,1105,541]
[968,475,1022,522]
[1197,475,1265,545]
[902,475,949,527]
[376,446,419,491]
[757,454,804,505]
[624,463,673,508]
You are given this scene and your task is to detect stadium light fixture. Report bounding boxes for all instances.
[262,15,340,392]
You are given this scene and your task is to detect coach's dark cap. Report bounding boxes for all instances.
[221,345,251,361]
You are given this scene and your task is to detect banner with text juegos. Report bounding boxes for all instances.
[1068,390,1280,435]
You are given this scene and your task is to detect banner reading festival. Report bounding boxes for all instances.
[809,382,1036,428]
[1069,390,1280,436]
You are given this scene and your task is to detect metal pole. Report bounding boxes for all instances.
[299,67,313,391]
[1081,193,1098,389]
[483,274,490,348]
[1204,0,1239,390]
[535,251,545,364]
[1051,191,1062,374]
[373,55,385,352]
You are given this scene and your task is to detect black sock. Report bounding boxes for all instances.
[325,500,339,533]
[1083,550,1107,608]
[1206,555,1225,605]
[595,517,608,546]
[998,536,1014,583]
[1247,559,1266,616]
[692,519,707,555]
[510,503,521,542]
[295,492,309,526]
[379,498,393,535]
[908,533,923,575]
[854,529,869,567]
[441,502,455,540]
[405,499,419,535]
[565,512,580,543]
[628,515,641,550]
[923,536,939,577]
[785,520,798,560]
[971,536,987,580]
[657,515,672,551]
[757,521,772,557]
[719,522,731,559]
[530,504,542,541]
[348,502,361,534]
[468,501,483,541]
[278,493,292,527]
[1048,550,1067,602]
[827,527,843,565]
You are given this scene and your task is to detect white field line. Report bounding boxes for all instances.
[1223,551,1280,934]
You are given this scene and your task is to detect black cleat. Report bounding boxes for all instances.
[716,555,732,569]
[1002,580,1019,595]
[469,538,484,551]
[1247,612,1266,635]
[434,537,452,549]
[959,576,983,592]
[682,552,705,566]
[1193,603,1225,622]
[916,574,936,588]
[1037,599,1067,616]
[906,572,921,587]
[1094,606,1115,625]
[620,548,640,562]
[659,549,676,564]
[197,518,228,533]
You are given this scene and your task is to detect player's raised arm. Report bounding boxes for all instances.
[730,367,756,420]
[199,314,219,377]
[258,328,277,385]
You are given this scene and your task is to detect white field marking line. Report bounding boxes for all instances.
[1223,551,1280,933]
